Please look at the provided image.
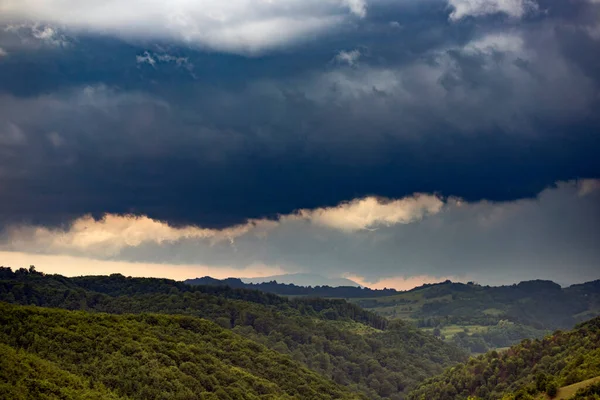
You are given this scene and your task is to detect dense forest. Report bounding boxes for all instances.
[355,280,600,330]
[349,279,600,353]
[408,316,600,400]
[186,278,600,333]
[188,277,600,354]
[4,266,599,399]
[0,267,466,399]
[0,302,357,400]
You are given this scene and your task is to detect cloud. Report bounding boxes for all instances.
[0,0,598,233]
[30,25,69,47]
[292,195,444,231]
[136,51,156,67]
[334,49,362,66]
[464,33,525,54]
[0,47,6,56]
[345,0,367,18]
[448,0,538,20]
[578,179,600,196]
[1,180,599,286]
[2,194,439,257]
[2,23,71,48]
[347,274,461,290]
[0,0,366,54]
[0,122,26,146]
[4,214,267,258]
[136,51,195,76]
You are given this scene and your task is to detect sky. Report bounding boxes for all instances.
[0,0,599,289]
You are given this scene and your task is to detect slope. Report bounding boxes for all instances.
[407,316,600,400]
[0,342,124,400]
[0,266,467,399]
[350,280,600,352]
[0,302,359,400]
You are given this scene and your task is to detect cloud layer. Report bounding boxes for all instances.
[0,0,599,286]
[448,0,538,20]
[2,180,599,286]
[0,0,366,54]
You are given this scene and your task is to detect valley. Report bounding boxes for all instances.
[188,277,600,354]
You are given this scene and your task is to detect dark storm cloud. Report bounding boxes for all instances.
[0,0,599,231]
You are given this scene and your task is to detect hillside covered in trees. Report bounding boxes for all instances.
[186,277,600,354]
[353,280,600,330]
[0,266,466,399]
[408,316,600,400]
[0,302,358,400]
[350,279,600,353]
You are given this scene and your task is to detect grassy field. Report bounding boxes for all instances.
[537,376,600,399]
[313,318,383,335]
[421,324,488,339]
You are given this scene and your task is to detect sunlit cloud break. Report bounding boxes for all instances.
[1,180,599,287]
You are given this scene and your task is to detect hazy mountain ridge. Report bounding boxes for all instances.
[185,275,398,298]
[241,273,362,288]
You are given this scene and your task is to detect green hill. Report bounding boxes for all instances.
[0,342,124,400]
[0,302,357,400]
[407,316,600,400]
[0,266,467,399]
[350,280,600,353]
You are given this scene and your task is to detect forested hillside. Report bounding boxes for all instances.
[408,316,600,400]
[353,280,600,330]
[350,280,600,353]
[0,342,123,400]
[0,267,466,399]
[187,277,600,354]
[0,302,358,400]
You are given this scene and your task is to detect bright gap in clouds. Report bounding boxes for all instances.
[346,274,463,291]
[1,179,598,289]
[0,251,287,282]
[448,0,538,21]
[0,250,462,291]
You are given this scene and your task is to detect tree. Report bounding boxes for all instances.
[545,381,558,398]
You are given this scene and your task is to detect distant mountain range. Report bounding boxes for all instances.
[241,273,361,288]
[184,275,398,298]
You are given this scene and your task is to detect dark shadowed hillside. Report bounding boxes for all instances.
[186,276,398,298]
